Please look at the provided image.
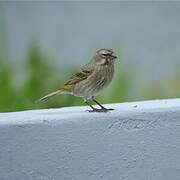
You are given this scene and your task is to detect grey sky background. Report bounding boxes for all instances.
[1,1,180,82]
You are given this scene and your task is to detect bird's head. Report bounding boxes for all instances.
[93,48,117,66]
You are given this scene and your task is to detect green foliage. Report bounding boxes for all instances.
[0,41,130,112]
[0,57,15,111]
[0,41,180,112]
[0,40,89,112]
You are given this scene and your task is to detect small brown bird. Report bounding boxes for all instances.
[36,48,117,112]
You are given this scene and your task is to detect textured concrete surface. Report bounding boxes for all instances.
[0,99,180,180]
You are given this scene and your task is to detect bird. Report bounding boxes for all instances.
[36,48,117,112]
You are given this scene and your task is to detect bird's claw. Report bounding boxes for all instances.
[87,108,114,113]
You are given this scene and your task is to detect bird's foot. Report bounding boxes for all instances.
[87,108,114,113]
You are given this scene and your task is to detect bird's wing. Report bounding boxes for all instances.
[64,69,92,86]
[62,62,94,92]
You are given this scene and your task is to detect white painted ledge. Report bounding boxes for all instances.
[0,98,180,180]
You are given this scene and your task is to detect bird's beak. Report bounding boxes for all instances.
[111,55,117,59]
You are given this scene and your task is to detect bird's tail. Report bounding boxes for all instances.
[35,89,65,103]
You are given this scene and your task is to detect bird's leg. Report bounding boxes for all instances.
[92,98,106,109]
[85,101,99,112]
[84,100,107,113]
[92,98,114,112]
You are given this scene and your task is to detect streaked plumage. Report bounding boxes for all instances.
[37,48,117,112]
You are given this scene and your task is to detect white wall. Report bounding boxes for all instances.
[0,99,180,180]
[2,2,180,78]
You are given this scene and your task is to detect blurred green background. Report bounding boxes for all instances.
[0,2,180,112]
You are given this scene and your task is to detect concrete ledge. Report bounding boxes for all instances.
[0,99,180,180]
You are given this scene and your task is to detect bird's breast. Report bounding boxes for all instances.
[89,64,114,91]
[73,64,114,100]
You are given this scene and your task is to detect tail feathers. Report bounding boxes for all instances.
[35,90,62,103]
